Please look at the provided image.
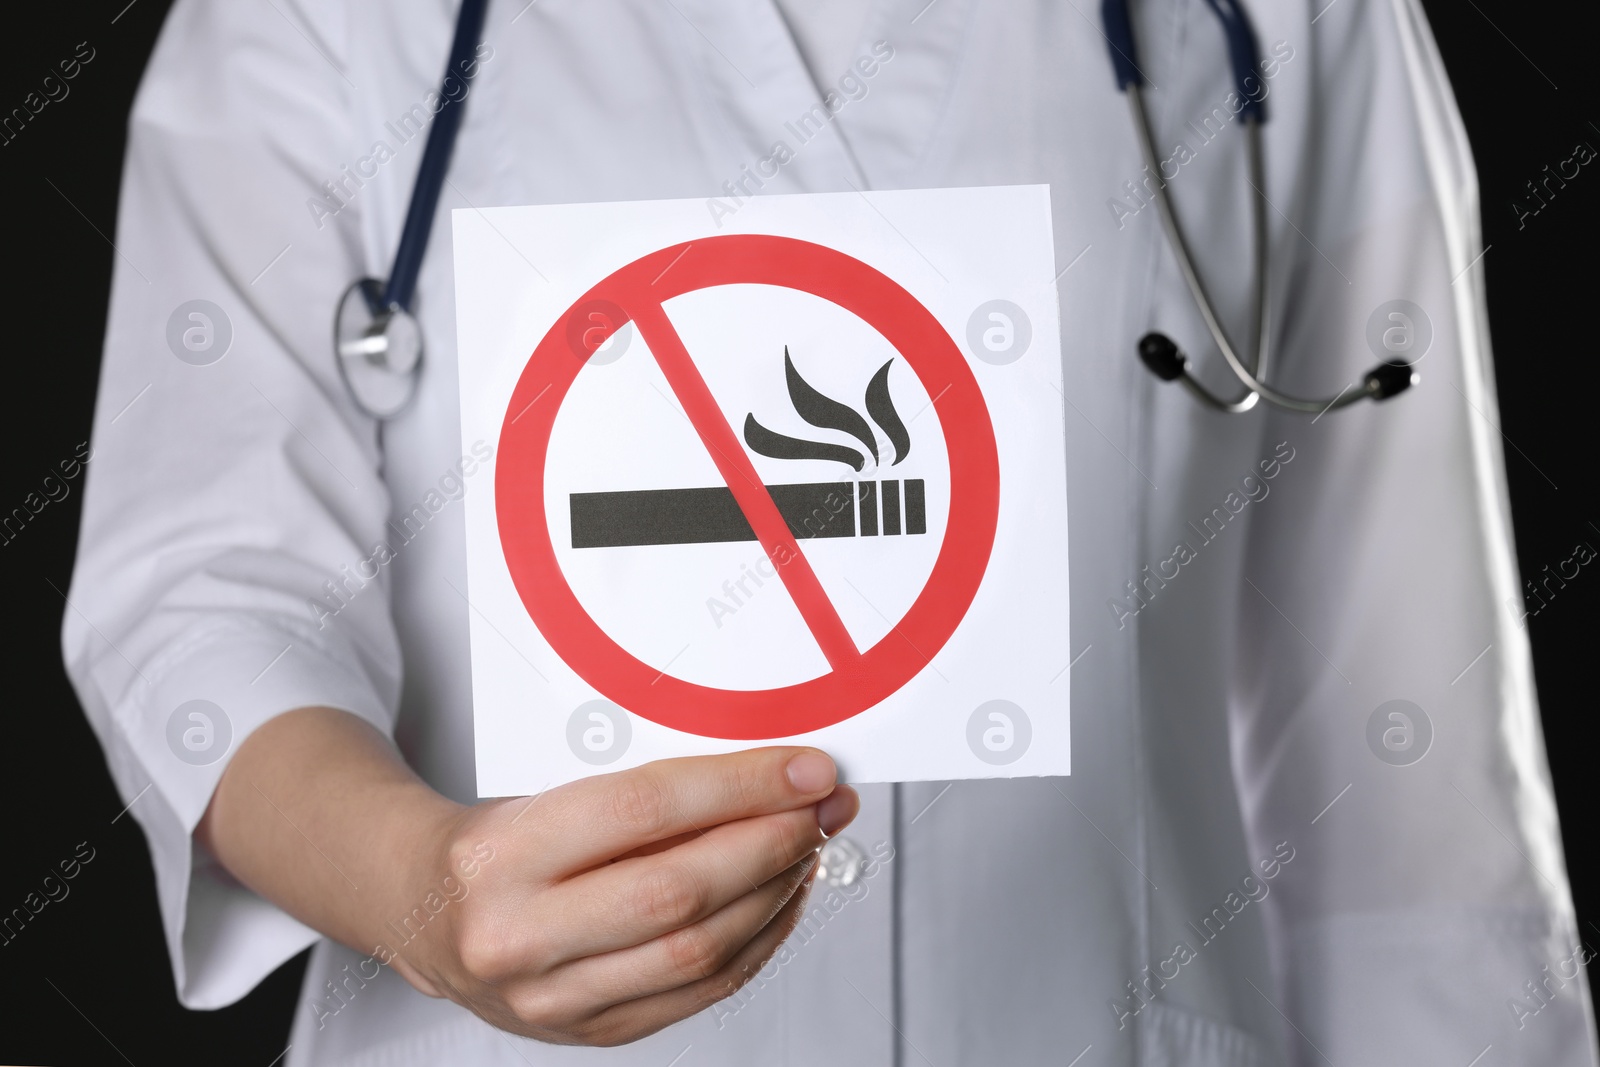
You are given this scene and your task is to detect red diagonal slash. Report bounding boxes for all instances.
[629,299,861,670]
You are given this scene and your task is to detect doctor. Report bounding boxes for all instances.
[65,0,1595,1064]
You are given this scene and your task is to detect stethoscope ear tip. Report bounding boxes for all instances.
[1138,332,1188,382]
[1363,362,1417,401]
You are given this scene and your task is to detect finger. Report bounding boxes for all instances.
[558,862,819,1046]
[609,829,700,862]
[608,781,856,861]
[534,747,840,875]
[544,789,854,961]
[531,853,817,1020]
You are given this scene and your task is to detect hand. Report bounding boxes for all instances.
[391,748,859,1046]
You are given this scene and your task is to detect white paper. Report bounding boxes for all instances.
[454,186,1069,795]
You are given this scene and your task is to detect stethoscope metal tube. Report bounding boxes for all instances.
[1124,84,1265,414]
[1105,0,1416,415]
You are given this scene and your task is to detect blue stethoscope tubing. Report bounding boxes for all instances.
[383,0,492,315]
[1104,0,1413,413]
[338,0,1412,421]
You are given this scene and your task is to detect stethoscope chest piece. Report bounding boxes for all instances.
[335,277,422,419]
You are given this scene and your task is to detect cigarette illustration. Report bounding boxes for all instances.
[570,478,926,548]
[570,348,925,549]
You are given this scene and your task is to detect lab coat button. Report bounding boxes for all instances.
[817,835,865,887]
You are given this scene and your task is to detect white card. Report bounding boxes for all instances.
[454,185,1069,796]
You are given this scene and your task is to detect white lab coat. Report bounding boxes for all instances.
[63,0,1597,1063]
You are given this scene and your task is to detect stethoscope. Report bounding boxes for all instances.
[337,0,1415,421]
[334,0,489,419]
[1102,0,1414,413]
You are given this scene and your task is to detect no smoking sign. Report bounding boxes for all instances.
[455,188,1070,793]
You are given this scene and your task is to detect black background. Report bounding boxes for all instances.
[0,2,1594,1063]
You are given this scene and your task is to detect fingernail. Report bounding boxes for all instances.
[785,751,836,795]
[815,788,858,837]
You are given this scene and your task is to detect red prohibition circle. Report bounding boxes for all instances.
[496,234,1000,740]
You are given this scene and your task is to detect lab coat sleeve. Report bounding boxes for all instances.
[61,0,403,1009]
[1233,0,1597,1062]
